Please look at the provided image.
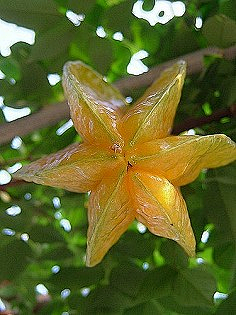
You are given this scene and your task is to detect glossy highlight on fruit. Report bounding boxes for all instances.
[14,60,236,267]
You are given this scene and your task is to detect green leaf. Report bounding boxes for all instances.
[204,163,236,269]
[0,56,21,81]
[160,239,189,269]
[29,225,64,243]
[142,0,155,11]
[0,75,22,106]
[0,283,18,300]
[215,290,236,315]
[69,286,133,314]
[98,0,127,7]
[29,20,75,61]
[0,203,32,232]
[90,36,113,74]
[0,239,33,281]
[48,266,104,290]
[202,14,236,48]
[173,267,216,308]
[110,263,146,298]
[0,107,5,122]
[211,263,233,294]
[137,266,177,302]
[66,0,96,13]
[220,75,236,106]
[20,61,52,103]
[170,20,199,56]
[41,244,74,261]
[132,21,160,55]
[70,24,93,64]
[109,45,130,81]
[0,0,62,31]
[219,0,236,20]
[114,230,156,260]
[60,193,87,228]
[159,295,213,315]
[182,183,207,244]
[104,0,135,39]
[124,300,167,315]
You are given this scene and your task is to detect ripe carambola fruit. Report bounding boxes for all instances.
[15,60,236,267]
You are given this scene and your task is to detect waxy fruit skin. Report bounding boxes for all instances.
[15,60,236,267]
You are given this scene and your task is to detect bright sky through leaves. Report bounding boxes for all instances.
[132,0,186,26]
[0,18,35,56]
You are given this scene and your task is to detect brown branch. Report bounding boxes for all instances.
[0,179,26,191]
[115,45,236,94]
[0,45,236,146]
[0,102,70,146]
[173,104,236,134]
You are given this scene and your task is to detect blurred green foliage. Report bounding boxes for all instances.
[0,0,236,314]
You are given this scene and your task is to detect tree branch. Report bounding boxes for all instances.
[115,45,236,93]
[0,45,235,146]
[172,103,236,134]
[0,179,26,191]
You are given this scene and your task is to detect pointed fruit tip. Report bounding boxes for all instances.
[177,59,186,67]
[85,252,99,268]
[179,238,196,258]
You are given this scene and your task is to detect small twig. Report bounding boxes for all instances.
[0,45,235,146]
[0,179,26,191]
[173,104,236,134]
[0,311,18,315]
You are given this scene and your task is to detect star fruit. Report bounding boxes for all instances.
[14,60,236,267]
